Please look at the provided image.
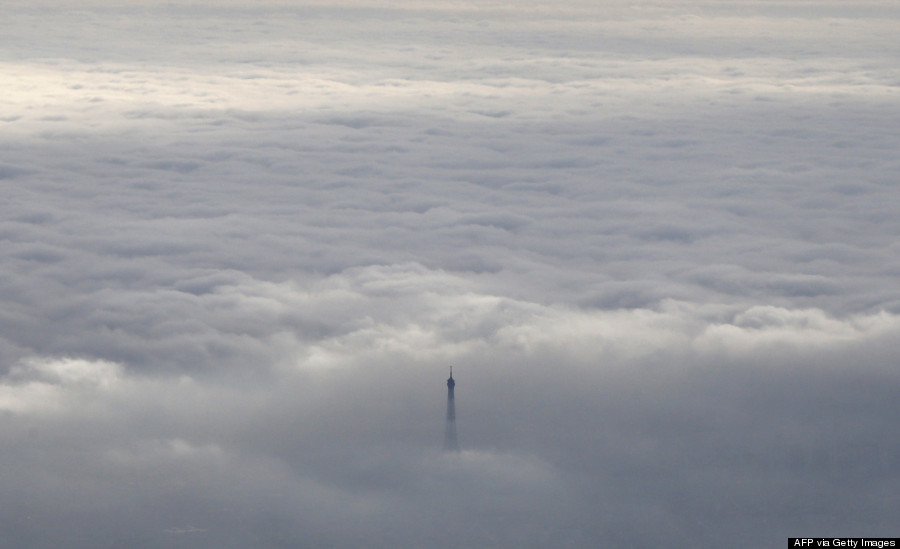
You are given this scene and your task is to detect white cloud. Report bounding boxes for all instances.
[0,357,123,414]
[695,306,900,356]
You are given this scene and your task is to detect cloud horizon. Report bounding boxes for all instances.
[2,1,899,547]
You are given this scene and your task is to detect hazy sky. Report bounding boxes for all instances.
[2,1,899,547]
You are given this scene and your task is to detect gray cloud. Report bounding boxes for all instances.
[2,1,900,547]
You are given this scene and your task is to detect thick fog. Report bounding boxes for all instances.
[2,1,899,547]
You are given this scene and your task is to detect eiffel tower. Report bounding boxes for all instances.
[444,367,459,452]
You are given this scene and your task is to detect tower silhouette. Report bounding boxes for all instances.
[444,367,459,452]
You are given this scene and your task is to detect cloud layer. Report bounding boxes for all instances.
[2,1,900,547]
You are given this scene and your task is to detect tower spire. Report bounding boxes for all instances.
[444,366,459,452]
